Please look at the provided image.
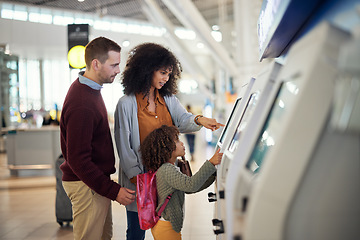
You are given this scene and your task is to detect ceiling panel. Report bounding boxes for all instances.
[6,0,234,27]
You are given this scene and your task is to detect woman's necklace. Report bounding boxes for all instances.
[147,93,157,114]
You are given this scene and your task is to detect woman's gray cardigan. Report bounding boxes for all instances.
[114,94,202,211]
[156,161,216,232]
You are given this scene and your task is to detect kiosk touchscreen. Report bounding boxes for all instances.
[216,78,255,151]
[212,61,282,238]
[225,22,357,240]
[216,97,241,148]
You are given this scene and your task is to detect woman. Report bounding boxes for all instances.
[140,125,222,240]
[114,42,223,240]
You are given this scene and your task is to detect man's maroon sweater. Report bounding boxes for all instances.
[60,79,120,200]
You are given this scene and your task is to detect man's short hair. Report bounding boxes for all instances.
[85,37,121,69]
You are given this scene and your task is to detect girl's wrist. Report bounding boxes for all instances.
[208,158,215,166]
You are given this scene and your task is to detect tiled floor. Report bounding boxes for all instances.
[0,131,218,240]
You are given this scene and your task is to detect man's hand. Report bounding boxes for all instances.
[198,117,225,131]
[116,187,135,206]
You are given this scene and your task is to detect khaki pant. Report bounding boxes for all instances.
[151,220,182,240]
[62,181,112,240]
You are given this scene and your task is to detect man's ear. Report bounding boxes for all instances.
[91,59,101,71]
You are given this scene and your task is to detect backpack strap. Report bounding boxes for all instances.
[157,193,172,216]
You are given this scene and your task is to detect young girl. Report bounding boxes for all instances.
[140,125,223,240]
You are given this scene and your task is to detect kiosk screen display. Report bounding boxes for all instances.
[228,92,259,153]
[246,80,299,173]
[219,98,242,145]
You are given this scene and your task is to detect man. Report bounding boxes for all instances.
[60,37,135,240]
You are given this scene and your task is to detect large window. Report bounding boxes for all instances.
[19,59,41,111]
[18,58,124,117]
[102,80,124,119]
[43,60,71,111]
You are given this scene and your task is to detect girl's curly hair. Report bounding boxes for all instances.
[121,42,182,97]
[140,125,180,172]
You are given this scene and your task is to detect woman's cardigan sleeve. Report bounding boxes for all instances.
[164,95,202,133]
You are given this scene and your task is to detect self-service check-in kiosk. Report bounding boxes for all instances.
[210,78,255,237]
[225,22,359,240]
[210,61,282,238]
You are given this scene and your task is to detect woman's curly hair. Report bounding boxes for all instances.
[140,125,180,172]
[121,42,182,97]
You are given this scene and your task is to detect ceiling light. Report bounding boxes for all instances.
[212,25,220,31]
[196,42,204,48]
[122,40,130,47]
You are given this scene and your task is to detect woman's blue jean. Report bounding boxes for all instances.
[126,210,145,240]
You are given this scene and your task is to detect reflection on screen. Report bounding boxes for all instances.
[219,98,242,145]
[228,92,259,153]
[246,80,299,173]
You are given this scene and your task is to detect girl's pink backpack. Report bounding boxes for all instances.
[136,171,172,230]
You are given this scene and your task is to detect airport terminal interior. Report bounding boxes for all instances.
[1,0,360,240]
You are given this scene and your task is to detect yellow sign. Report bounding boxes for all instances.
[67,45,86,69]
